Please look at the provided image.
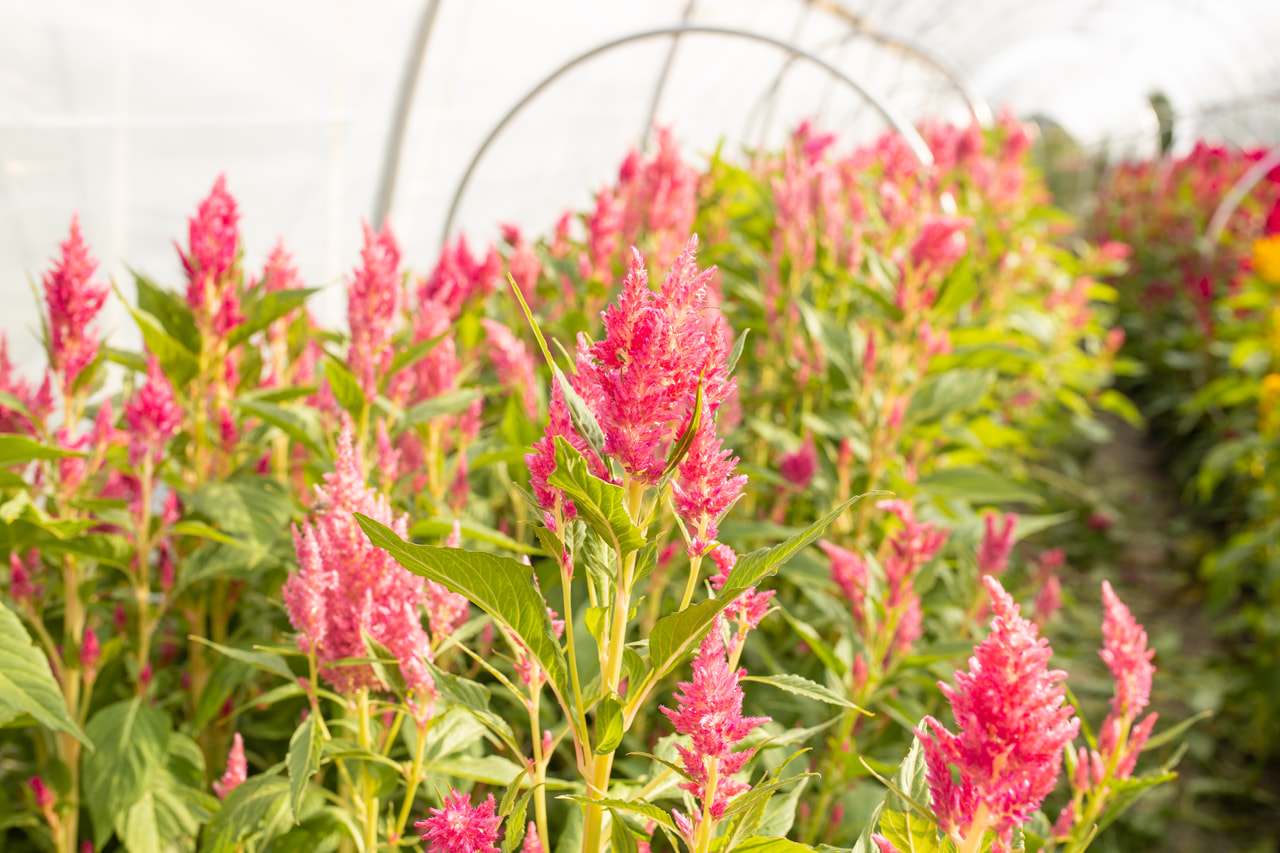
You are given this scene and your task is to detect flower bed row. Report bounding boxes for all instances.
[1,119,1189,853]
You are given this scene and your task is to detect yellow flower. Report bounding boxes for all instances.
[1254,235,1280,284]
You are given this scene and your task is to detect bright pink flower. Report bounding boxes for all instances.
[43,215,109,392]
[213,733,247,800]
[917,576,1079,851]
[29,776,54,810]
[871,835,904,853]
[709,545,774,633]
[260,240,304,354]
[346,221,401,403]
[421,235,502,321]
[481,318,537,412]
[1034,575,1062,626]
[80,626,101,678]
[179,175,242,335]
[661,620,769,822]
[9,552,36,606]
[525,378,605,527]
[910,216,972,280]
[574,240,723,484]
[1099,581,1155,721]
[502,224,542,295]
[416,790,501,853]
[124,357,181,466]
[0,335,52,435]
[584,186,624,285]
[977,512,1018,576]
[819,539,867,623]
[520,822,542,853]
[673,417,747,553]
[617,126,699,271]
[779,435,817,490]
[284,425,435,698]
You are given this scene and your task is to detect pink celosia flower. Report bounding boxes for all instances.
[179,175,242,335]
[9,551,36,606]
[584,186,624,285]
[525,378,606,527]
[871,835,904,853]
[1099,580,1155,721]
[819,539,867,623]
[416,790,501,853]
[672,416,747,554]
[259,239,304,367]
[910,216,972,280]
[421,235,502,321]
[1034,576,1062,626]
[29,775,54,810]
[43,215,109,393]
[520,821,542,853]
[709,545,774,636]
[661,619,770,825]
[977,512,1018,576]
[0,335,53,435]
[916,576,1079,852]
[80,626,100,679]
[124,357,182,466]
[346,221,401,403]
[877,499,948,660]
[284,425,436,699]
[213,732,247,800]
[617,126,699,271]
[481,318,537,412]
[779,436,817,490]
[501,224,542,295]
[573,240,724,484]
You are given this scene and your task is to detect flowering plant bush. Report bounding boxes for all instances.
[0,120,1191,853]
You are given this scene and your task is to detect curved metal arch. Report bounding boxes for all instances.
[1201,145,1280,254]
[440,24,934,247]
[753,25,991,144]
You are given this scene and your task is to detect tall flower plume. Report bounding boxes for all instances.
[284,425,435,699]
[124,357,182,466]
[976,512,1018,577]
[481,318,537,413]
[916,576,1078,853]
[416,790,502,853]
[213,733,247,800]
[179,175,242,335]
[346,221,401,403]
[661,620,770,831]
[42,215,109,394]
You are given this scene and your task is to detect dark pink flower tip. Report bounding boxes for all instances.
[916,576,1078,846]
[909,215,973,278]
[1099,581,1155,721]
[977,512,1018,576]
[28,776,54,810]
[43,214,109,390]
[124,357,182,466]
[213,732,247,800]
[416,790,502,853]
[779,435,817,490]
[80,626,101,674]
[346,220,402,403]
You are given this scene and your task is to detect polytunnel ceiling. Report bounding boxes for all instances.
[2,0,1279,375]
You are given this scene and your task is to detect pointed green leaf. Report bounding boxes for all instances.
[229,288,317,347]
[322,355,367,417]
[134,274,199,352]
[402,388,484,428]
[233,398,326,456]
[611,809,640,853]
[354,514,570,710]
[728,838,817,853]
[0,434,85,467]
[0,601,90,744]
[199,774,293,853]
[287,716,323,819]
[122,299,200,387]
[189,636,294,680]
[85,699,171,846]
[877,809,941,853]
[558,797,676,834]
[740,673,866,712]
[594,693,624,755]
[547,436,645,556]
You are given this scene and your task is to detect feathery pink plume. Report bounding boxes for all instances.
[916,576,1078,851]
[673,417,746,554]
[481,318,537,413]
[124,357,181,466]
[1099,580,1155,721]
[709,545,774,633]
[9,552,36,606]
[0,335,52,435]
[779,435,817,490]
[346,221,401,403]
[179,175,242,335]
[977,512,1018,576]
[416,790,501,853]
[421,235,502,321]
[525,378,605,527]
[43,215,109,393]
[819,540,867,623]
[213,733,247,800]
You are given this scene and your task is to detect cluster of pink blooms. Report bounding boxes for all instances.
[41,215,109,395]
[416,790,502,853]
[917,576,1079,853]
[877,499,948,661]
[976,511,1018,577]
[1052,581,1158,837]
[179,174,243,336]
[283,425,443,702]
[528,237,745,556]
[820,539,867,625]
[1031,548,1065,626]
[346,222,402,403]
[124,357,182,466]
[661,618,770,844]
[213,733,247,800]
[0,335,53,435]
[708,545,775,650]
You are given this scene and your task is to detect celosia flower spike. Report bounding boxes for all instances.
[1099,580,1155,721]
[179,175,243,335]
[977,512,1018,576]
[43,215,109,393]
[346,221,401,403]
[213,733,247,800]
[916,576,1078,852]
[416,790,502,853]
[124,357,182,466]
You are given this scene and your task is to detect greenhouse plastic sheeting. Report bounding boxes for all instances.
[3,0,1279,374]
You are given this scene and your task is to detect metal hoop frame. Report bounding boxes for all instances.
[438,24,935,247]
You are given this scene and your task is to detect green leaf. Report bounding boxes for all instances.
[0,601,90,744]
[861,735,934,820]
[189,636,294,680]
[402,388,484,428]
[558,797,677,834]
[728,838,816,853]
[662,377,704,477]
[322,356,367,417]
[906,369,994,425]
[877,809,941,853]
[916,467,1043,507]
[229,288,317,347]
[288,716,323,819]
[122,297,200,387]
[84,699,171,846]
[611,809,640,853]
[233,398,326,457]
[594,693,624,754]
[409,518,547,556]
[740,673,866,712]
[199,774,293,853]
[1140,709,1212,753]
[547,437,646,556]
[354,514,571,715]
[0,434,84,467]
[134,274,199,352]
[432,755,527,786]
[386,332,447,382]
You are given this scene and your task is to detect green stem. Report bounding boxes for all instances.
[392,716,431,844]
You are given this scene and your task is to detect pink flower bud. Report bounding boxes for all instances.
[29,776,54,810]
[80,626,100,677]
[214,733,247,800]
